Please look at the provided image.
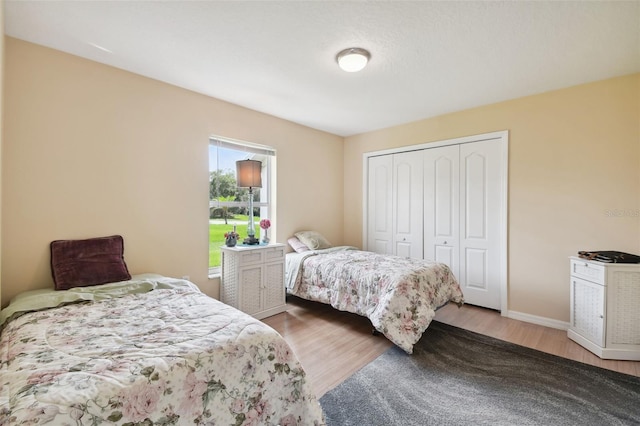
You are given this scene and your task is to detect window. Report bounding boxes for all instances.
[209,137,275,275]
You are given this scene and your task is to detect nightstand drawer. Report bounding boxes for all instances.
[264,245,285,262]
[571,259,605,285]
[237,250,264,265]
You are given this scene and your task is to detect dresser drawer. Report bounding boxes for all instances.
[571,259,605,285]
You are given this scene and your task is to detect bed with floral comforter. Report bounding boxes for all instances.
[286,247,464,354]
[0,274,324,425]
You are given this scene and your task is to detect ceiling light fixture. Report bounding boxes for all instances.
[336,47,370,72]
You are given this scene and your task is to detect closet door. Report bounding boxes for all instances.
[459,140,502,310]
[367,155,393,254]
[393,151,423,259]
[366,131,507,312]
[423,145,460,278]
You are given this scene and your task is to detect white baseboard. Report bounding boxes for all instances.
[505,310,570,331]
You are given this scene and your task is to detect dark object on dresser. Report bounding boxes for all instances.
[578,250,640,264]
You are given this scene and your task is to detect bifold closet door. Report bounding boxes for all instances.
[367,155,393,255]
[459,140,502,310]
[423,139,502,310]
[423,145,460,278]
[367,152,423,259]
[393,151,424,259]
[367,133,506,311]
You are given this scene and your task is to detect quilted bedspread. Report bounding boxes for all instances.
[0,276,324,425]
[286,247,464,354]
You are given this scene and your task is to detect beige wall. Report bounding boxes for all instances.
[344,74,640,323]
[3,36,639,325]
[2,37,343,305]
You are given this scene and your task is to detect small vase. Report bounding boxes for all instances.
[262,230,270,244]
[225,236,237,247]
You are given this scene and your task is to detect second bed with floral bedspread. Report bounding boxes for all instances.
[286,247,464,354]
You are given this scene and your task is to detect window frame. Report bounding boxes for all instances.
[209,136,274,276]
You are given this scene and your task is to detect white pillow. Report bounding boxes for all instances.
[294,231,332,250]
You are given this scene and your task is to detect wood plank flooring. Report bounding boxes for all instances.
[263,296,640,398]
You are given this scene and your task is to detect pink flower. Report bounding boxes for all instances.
[22,405,60,423]
[177,371,207,417]
[280,414,298,426]
[259,219,271,230]
[27,369,66,385]
[228,344,246,359]
[231,398,246,414]
[399,311,415,334]
[243,408,260,426]
[274,341,293,364]
[69,405,85,421]
[120,380,163,421]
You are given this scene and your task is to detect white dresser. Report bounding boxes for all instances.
[568,256,640,360]
[221,243,286,320]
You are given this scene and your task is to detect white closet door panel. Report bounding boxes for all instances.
[435,246,456,270]
[372,239,391,255]
[465,154,487,240]
[373,166,391,233]
[396,242,413,259]
[465,248,488,289]
[367,155,393,254]
[395,162,413,235]
[460,139,502,310]
[393,152,423,259]
[424,145,459,277]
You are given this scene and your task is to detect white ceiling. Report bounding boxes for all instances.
[4,1,640,137]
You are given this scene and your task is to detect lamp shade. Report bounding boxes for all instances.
[236,159,262,188]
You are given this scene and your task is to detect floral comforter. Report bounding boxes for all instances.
[286,247,464,354]
[0,275,324,425]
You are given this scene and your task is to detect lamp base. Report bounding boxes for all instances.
[243,236,260,245]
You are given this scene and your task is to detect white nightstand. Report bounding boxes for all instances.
[220,243,286,320]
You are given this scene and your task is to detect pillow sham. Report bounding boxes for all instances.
[50,235,132,290]
[288,237,311,253]
[294,231,332,250]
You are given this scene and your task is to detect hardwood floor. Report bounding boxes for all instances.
[263,296,640,398]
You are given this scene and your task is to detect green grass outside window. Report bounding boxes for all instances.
[209,215,260,268]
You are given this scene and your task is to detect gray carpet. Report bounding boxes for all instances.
[319,321,640,426]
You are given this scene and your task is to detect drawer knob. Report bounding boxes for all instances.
[444,241,448,245]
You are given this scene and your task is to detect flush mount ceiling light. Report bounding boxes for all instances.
[336,47,371,72]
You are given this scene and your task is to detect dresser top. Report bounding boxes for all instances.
[570,256,640,268]
[221,243,285,252]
